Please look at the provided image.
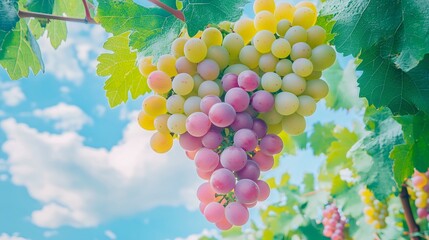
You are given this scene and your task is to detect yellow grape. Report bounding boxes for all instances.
[157,54,178,77]
[254,10,277,33]
[150,132,173,153]
[222,33,244,62]
[307,25,327,48]
[147,70,172,94]
[292,58,314,77]
[277,19,292,37]
[253,0,275,13]
[172,73,194,96]
[303,79,329,100]
[364,206,375,217]
[218,21,233,31]
[274,2,295,22]
[295,1,317,14]
[239,45,261,69]
[143,95,167,117]
[167,113,187,134]
[234,18,256,44]
[252,30,276,54]
[275,92,299,116]
[184,38,207,63]
[154,114,170,133]
[292,7,317,29]
[267,122,282,134]
[171,37,187,58]
[415,198,427,209]
[259,53,279,73]
[305,70,322,80]
[202,27,223,48]
[284,26,308,45]
[271,38,291,58]
[207,46,230,70]
[282,73,306,95]
[310,44,336,71]
[281,113,306,135]
[138,111,155,130]
[138,56,157,77]
[296,95,316,116]
[275,59,293,77]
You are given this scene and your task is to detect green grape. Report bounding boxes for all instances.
[198,81,220,98]
[292,58,314,77]
[296,95,316,116]
[254,10,277,33]
[285,26,307,45]
[259,108,283,124]
[202,27,223,48]
[157,54,178,77]
[184,38,207,63]
[261,72,282,92]
[171,37,188,58]
[274,2,294,22]
[172,73,194,96]
[292,7,316,29]
[307,25,326,48]
[282,73,306,95]
[167,113,187,134]
[290,42,312,60]
[206,46,230,70]
[138,56,157,77]
[276,19,292,37]
[224,64,250,75]
[281,113,306,135]
[303,79,329,100]
[154,114,170,133]
[166,94,185,114]
[271,38,291,58]
[275,59,293,77]
[239,45,262,69]
[223,33,244,62]
[234,18,256,44]
[275,92,299,116]
[305,70,322,80]
[253,0,275,13]
[184,96,202,115]
[259,53,278,73]
[310,44,336,71]
[267,122,282,134]
[252,30,276,54]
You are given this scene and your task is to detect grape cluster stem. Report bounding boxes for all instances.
[400,184,422,240]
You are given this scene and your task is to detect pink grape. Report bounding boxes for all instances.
[186,112,211,137]
[195,148,220,172]
[417,208,428,218]
[221,73,239,92]
[233,129,258,152]
[197,59,220,81]
[260,134,283,155]
[200,95,222,115]
[225,87,250,112]
[236,160,260,181]
[225,202,249,226]
[231,112,254,131]
[197,182,216,203]
[252,151,274,171]
[220,146,247,171]
[210,168,236,194]
[209,103,236,127]
[199,202,208,214]
[196,168,212,180]
[235,179,260,204]
[186,150,197,160]
[252,118,268,138]
[204,202,225,223]
[244,201,257,208]
[251,90,275,113]
[202,131,223,149]
[245,105,259,117]
[238,70,260,92]
[176,56,197,75]
[179,132,202,151]
[256,180,270,201]
[215,216,233,230]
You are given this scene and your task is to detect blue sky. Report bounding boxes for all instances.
[0,1,361,239]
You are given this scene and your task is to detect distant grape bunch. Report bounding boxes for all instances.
[359,188,388,229]
[137,0,335,229]
[322,204,347,240]
[411,169,429,221]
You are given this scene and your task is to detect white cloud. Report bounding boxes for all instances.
[59,87,70,94]
[42,231,57,238]
[174,229,219,240]
[104,230,116,240]
[94,104,107,117]
[33,103,92,131]
[1,118,200,228]
[0,110,5,117]
[0,233,28,240]
[0,82,25,107]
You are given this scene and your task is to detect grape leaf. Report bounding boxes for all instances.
[349,107,403,200]
[97,32,149,107]
[0,0,19,32]
[96,0,183,59]
[26,0,54,14]
[323,60,362,110]
[309,122,336,155]
[182,0,250,36]
[358,46,429,115]
[390,111,429,186]
[315,14,335,44]
[0,20,44,80]
[303,173,314,193]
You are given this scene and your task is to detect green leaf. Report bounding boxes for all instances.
[323,60,362,110]
[349,107,403,200]
[0,0,19,32]
[390,111,429,185]
[315,13,335,44]
[97,32,149,107]
[26,0,54,14]
[309,122,336,155]
[322,0,429,72]
[0,19,44,80]
[335,185,364,218]
[358,46,429,115]
[220,227,242,238]
[298,222,329,239]
[182,0,250,36]
[96,0,184,59]
[302,173,314,193]
[292,133,308,150]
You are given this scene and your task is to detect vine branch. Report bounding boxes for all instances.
[82,0,96,24]
[400,184,422,240]
[148,0,185,21]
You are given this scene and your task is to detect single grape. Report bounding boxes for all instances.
[172,73,194,96]
[224,64,250,75]
[150,132,173,153]
[157,54,178,77]
[307,25,327,48]
[223,33,244,62]
[184,38,207,63]
[236,160,261,181]
[225,87,250,112]
[221,73,239,92]
[274,91,299,116]
[204,202,225,223]
[276,59,293,77]
[290,42,312,60]
[197,182,216,203]
[171,37,187,58]
[239,45,261,69]
[143,95,167,117]
[256,180,270,201]
[253,0,275,13]
[235,179,260,204]
[215,216,233,230]
[252,118,268,139]
[274,2,294,21]
[139,56,157,77]
[225,202,249,226]
[202,27,223,48]
[282,73,307,95]
[296,95,316,116]
[184,96,202,115]
[231,112,254,131]
[276,19,292,36]
[186,112,211,137]
[306,70,322,80]
[296,1,317,13]
[200,95,222,115]
[209,102,236,127]
[202,131,223,149]
[179,132,202,151]
[251,90,275,113]
[234,18,256,44]
[261,72,282,92]
[210,168,236,194]
[197,59,220,81]
[303,79,329,100]
[285,26,307,45]
[252,30,275,54]
[260,134,283,155]
[271,38,291,59]
[234,129,258,152]
[175,56,197,75]
[259,53,279,73]
[206,46,230,70]
[138,111,155,130]
[254,10,276,33]
[220,146,247,171]
[198,80,220,98]
[238,70,260,92]
[292,58,314,77]
[147,70,172,94]
[195,148,220,172]
[292,7,317,29]
[282,113,306,135]
[167,113,187,134]
[259,108,283,125]
[267,122,282,134]
[166,94,185,114]
[310,44,336,71]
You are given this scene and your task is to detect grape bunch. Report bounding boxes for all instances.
[411,169,429,220]
[137,0,335,229]
[359,188,388,229]
[322,204,347,240]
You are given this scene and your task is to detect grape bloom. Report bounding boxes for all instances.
[136,0,335,229]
